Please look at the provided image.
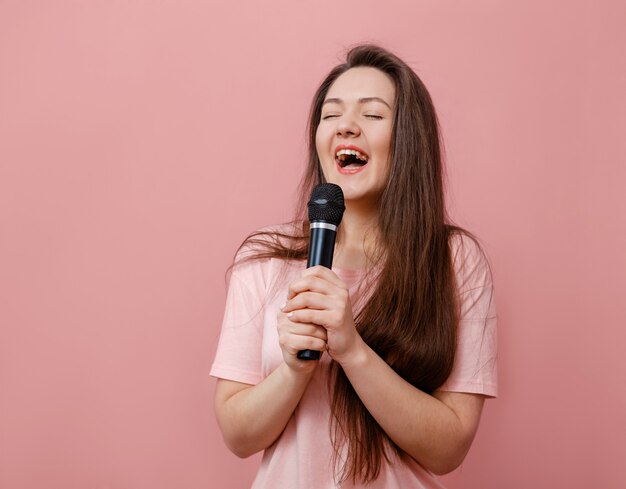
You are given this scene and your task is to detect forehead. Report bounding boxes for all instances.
[325,67,395,104]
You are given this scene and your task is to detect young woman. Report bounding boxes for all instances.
[211,44,497,488]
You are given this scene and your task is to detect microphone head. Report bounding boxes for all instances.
[307,183,345,226]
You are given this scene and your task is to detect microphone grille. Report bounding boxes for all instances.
[307,183,345,226]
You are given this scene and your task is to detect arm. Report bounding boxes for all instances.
[282,266,487,474]
[339,338,485,474]
[214,308,328,458]
[215,364,313,458]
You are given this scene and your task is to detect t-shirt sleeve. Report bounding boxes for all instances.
[439,234,498,397]
[209,256,267,385]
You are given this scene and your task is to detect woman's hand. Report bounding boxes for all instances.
[281,266,362,365]
[276,309,327,373]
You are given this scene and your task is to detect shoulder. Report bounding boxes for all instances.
[448,230,493,293]
[448,229,496,324]
[235,222,305,260]
[229,222,305,288]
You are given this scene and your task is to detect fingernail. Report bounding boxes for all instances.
[286,312,293,318]
[280,302,286,310]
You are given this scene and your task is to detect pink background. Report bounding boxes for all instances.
[1,1,625,488]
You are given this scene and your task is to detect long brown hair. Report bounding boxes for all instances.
[238,44,466,483]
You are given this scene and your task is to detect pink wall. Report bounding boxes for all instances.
[1,1,624,488]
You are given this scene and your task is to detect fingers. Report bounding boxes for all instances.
[277,312,327,346]
[285,308,336,328]
[282,291,336,313]
[286,266,346,300]
[279,319,328,341]
[282,266,351,331]
[277,312,327,368]
[280,335,327,356]
[278,268,361,366]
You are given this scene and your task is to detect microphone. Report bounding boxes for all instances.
[297,183,345,361]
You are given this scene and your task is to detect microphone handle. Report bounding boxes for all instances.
[297,223,337,360]
[306,224,336,268]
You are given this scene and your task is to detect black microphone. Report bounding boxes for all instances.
[297,183,345,361]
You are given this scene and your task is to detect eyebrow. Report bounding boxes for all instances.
[322,97,392,109]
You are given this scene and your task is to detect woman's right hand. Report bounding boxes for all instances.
[276,309,327,373]
[216,314,328,458]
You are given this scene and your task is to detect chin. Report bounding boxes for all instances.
[343,190,382,208]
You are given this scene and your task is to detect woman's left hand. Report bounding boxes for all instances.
[281,265,362,364]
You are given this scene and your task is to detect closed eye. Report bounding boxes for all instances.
[364,114,383,120]
[322,114,340,120]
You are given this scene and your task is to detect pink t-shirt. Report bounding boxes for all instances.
[210,232,497,488]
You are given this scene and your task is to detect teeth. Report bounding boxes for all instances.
[335,149,369,162]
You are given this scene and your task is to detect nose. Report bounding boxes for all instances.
[336,114,361,138]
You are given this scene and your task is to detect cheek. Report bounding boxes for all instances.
[377,129,393,161]
[315,128,333,163]
[314,133,322,158]
[315,125,328,149]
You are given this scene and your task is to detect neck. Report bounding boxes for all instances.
[333,199,381,270]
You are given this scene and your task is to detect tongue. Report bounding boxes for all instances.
[343,162,364,169]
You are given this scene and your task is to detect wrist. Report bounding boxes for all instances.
[335,335,370,371]
[280,359,318,384]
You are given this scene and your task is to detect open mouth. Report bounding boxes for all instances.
[335,148,369,170]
